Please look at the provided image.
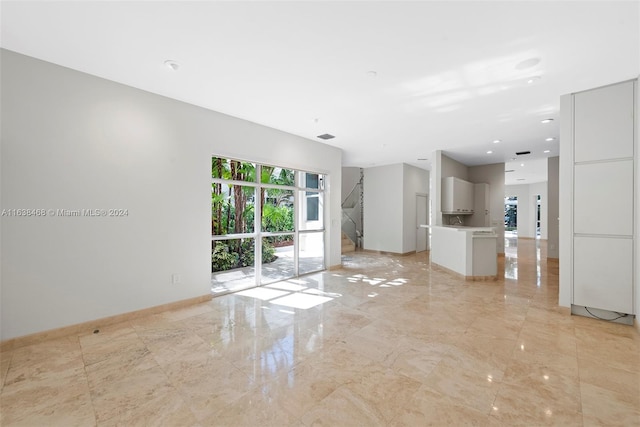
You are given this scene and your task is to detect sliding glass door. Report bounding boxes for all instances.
[211,158,325,294]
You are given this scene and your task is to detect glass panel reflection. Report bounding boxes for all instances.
[211,238,256,294]
[299,190,323,230]
[299,231,324,275]
[261,236,295,284]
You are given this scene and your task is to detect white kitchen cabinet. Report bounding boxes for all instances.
[469,183,490,227]
[442,177,474,214]
[574,160,633,236]
[574,80,634,163]
[564,79,636,319]
[574,236,633,313]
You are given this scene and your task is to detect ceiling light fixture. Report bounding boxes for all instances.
[527,76,541,84]
[520,163,525,167]
[541,118,554,124]
[545,137,556,141]
[164,60,180,71]
[486,150,493,154]
[493,139,501,144]
[544,150,551,153]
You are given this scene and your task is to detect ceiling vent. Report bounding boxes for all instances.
[515,150,531,156]
[505,169,515,173]
[317,134,335,140]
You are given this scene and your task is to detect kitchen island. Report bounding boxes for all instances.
[421,225,498,280]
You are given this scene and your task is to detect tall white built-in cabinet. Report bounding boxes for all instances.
[561,79,636,322]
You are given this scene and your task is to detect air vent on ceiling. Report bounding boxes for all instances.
[317,134,335,140]
[516,151,531,156]
[505,170,515,173]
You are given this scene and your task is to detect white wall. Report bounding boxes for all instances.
[441,153,469,181]
[0,50,342,340]
[636,77,640,323]
[362,163,428,254]
[341,167,361,203]
[468,163,505,254]
[547,157,560,259]
[402,164,430,253]
[559,94,573,307]
[363,164,404,253]
[433,151,469,227]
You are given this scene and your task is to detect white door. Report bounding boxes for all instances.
[416,194,428,252]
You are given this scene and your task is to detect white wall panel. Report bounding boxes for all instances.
[574,81,634,162]
[573,160,633,236]
[573,236,633,313]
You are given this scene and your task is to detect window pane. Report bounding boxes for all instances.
[211,238,256,294]
[212,158,256,182]
[212,184,255,235]
[299,232,324,275]
[299,191,323,230]
[261,236,295,284]
[301,172,323,189]
[260,165,295,186]
[261,189,294,232]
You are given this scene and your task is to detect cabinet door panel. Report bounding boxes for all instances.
[574,160,633,236]
[574,81,634,163]
[573,236,633,313]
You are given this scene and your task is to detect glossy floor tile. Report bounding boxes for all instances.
[1,239,639,426]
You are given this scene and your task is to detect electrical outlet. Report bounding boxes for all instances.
[171,274,181,285]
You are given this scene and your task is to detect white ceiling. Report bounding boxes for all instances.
[2,1,639,185]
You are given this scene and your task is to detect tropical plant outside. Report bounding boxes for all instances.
[211,158,295,272]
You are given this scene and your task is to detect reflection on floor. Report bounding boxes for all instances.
[2,239,639,426]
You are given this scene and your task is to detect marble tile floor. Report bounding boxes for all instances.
[1,239,639,426]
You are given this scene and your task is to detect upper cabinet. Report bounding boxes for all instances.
[442,177,474,214]
[574,80,634,163]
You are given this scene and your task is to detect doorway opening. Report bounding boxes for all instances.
[504,196,518,237]
[535,194,541,239]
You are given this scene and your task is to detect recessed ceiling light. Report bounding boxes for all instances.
[493,139,501,144]
[527,76,541,84]
[541,118,554,124]
[520,163,525,167]
[486,150,493,154]
[164,60,180,71]
[545,137,556,141]
[544,150,551,153]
